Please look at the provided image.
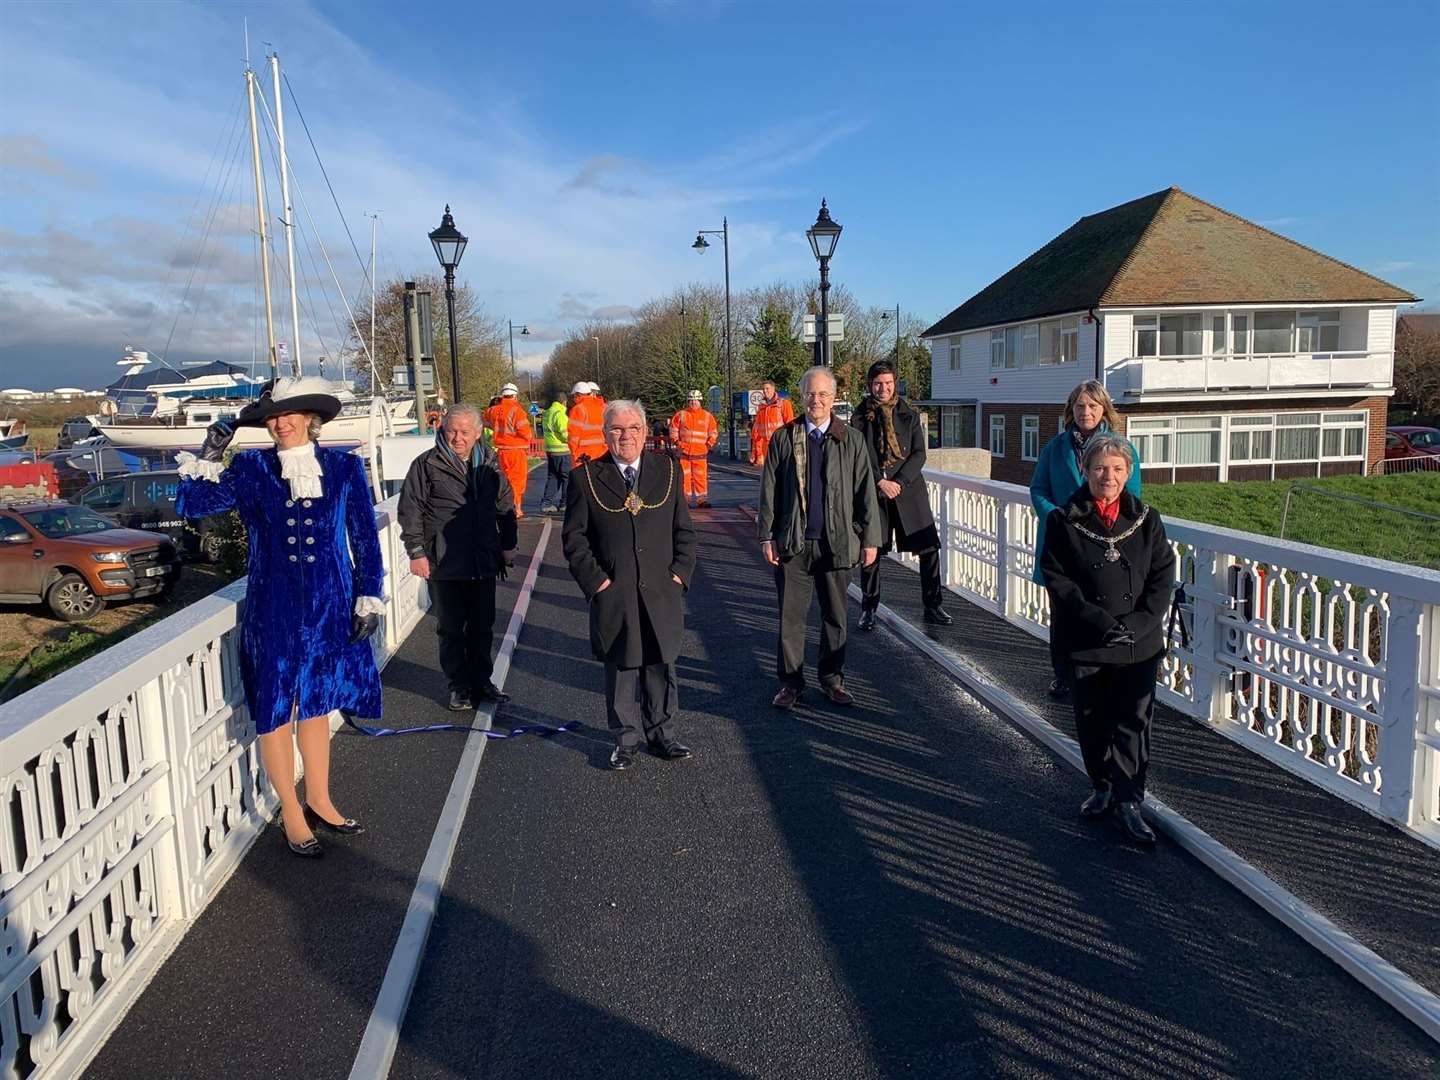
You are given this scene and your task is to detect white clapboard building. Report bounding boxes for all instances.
[921,187,1418,484]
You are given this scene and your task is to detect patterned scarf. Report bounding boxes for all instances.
[868,397,906,472]
[436,431,486,500]
[1068,422,1109,470]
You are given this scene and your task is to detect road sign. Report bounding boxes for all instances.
[802,313,845,344]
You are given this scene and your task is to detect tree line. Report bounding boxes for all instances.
[348,274,934,421]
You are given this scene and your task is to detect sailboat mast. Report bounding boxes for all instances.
[270,53,302,377]
[369,211,378,384]
[245,65,277,376]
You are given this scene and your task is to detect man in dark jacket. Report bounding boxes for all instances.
[757,366,882,710]
[851,360,951,630]
[398,403,518,712]
[564,399,698,770]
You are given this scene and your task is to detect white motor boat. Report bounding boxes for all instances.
[89,393,416,451]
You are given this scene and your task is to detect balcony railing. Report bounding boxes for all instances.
[899,470,1440,849]
[1106,350,1393,397]
[0,494,427,1080]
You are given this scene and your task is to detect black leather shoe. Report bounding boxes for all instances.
[610,745,638,770]
[857,608,877,631]
[772,685,802,710]
[448,690,474,712]
[307,806,366,835]
[1046,680,1070,701]
[1079,789,1114,819]
[923,606,953,626]
[287,835,323,858]
[821,683,854,707]
[474,681,510,704]
[651,740,693,760]
[1115,801,1156,845]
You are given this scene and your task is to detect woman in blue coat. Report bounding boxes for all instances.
[1029,379,1141,699]
[176,377,384,858]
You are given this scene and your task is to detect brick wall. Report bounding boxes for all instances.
[980,403,1070,484]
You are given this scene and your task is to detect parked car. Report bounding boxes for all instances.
[73,470,223,560]
[1385,426,1440,459]
[0,501,182,621]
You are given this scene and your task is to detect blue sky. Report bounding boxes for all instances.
[2,0,1437,390]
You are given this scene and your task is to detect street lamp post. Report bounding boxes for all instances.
[428,204,468,403]
[805,199,842,367]
[592,336,601,382]
[508,320,530,380]
[692,218,735,460]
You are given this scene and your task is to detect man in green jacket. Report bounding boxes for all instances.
[540,393,571,511]
[758,365,881,709]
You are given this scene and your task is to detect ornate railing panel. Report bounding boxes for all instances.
[917,470,1440,847]
[0,496,426,1079]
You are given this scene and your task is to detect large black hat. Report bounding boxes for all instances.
[235,376,343,427]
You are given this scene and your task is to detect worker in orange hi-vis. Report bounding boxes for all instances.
[748,380,794,467]
[490,382,534,518]
[669,390,719,508]
[567,382,607,470]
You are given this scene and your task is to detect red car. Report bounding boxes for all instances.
[1386,426,1440,458]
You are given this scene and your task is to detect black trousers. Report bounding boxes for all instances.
[776,539,849,690]
[1046,586,1072,687]
[1071,654,1161,803]
[860,503,942,611]
[428,577,497,695]
[541,452,570,507]
[604,661,679,749]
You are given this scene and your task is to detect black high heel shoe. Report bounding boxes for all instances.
[306,805,366,836]
[286,834,323,858]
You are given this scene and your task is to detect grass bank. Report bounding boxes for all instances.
[1143,473,1440,569]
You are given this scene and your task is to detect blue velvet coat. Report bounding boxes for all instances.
[176,446,385,733]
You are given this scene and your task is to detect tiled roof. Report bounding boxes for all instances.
[923,188,1418,338]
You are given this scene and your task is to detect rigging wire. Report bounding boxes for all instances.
[139,81,246,352]
[282,70,369,280]
[254,83,379,387]
[155,90,250,363]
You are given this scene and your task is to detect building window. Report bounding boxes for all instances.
[1321,410,1366,457]
[1175,415,1222,465]
[1254,311,1295,354]
[1211,315,1228,356]
[1021,416,1040,461]
[1129,418,1173,465]
[949,343,962,370]
[1040,317,1080,365]
[1229,415,1274,462]
[990,329,1004,369]
[1231,314,1250,355]
[1004,326,1022,369]
[989,415,1006,456]
[1021,323,1040,367]
[1298,310,1342,354]
[1275,412,1321,460]
[1135,316,1158,357]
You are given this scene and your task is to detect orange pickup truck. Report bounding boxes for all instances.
[0,500,182,621]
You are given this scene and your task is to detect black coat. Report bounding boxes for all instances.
[397,441,517,580]
[850,397,940,554]
[1040,488,1175,666]
[563,451,697,667]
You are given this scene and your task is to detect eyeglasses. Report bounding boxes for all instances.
[608,425,645,436]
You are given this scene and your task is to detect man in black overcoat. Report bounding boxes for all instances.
[563,398,698,770]
[398,403,518,712]
[850,360,951,629]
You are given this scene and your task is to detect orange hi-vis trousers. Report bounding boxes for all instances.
[679,454,709,503]
[497,449,529,517]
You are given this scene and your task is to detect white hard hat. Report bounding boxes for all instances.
[571,382,589,396]
[588,382,600,394]
[688,390,702,400]
[500,383,519,396]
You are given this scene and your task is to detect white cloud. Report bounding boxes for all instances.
[0,0,861,386]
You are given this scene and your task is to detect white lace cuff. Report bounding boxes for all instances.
[354,595,386,617]
[175,451,226,482]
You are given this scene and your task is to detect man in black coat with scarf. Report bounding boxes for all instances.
[851,360,951,629]
[398,403,518,712]
[564,398,698,770]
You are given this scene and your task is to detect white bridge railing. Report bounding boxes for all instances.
[0,495,427,1080]
[912,470,1440,846]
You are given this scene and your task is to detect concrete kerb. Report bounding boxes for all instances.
[735,503,1440,1045]
[849,587,1440,1047]
[348,518,554,1080]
